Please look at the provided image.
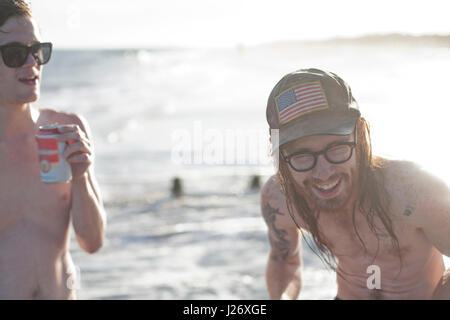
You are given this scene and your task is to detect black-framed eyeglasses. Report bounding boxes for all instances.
[0,42,52,68]
[281,130,357,172]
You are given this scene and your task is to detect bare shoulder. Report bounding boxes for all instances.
[382,158,450,254]
[38,108,91,135]
[261,174,286,205]
[260,174,303,230]
[382,158,421,189]
[382,158,450,221]
[383,158,448,196]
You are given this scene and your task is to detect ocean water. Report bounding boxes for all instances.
[37,40,450,299]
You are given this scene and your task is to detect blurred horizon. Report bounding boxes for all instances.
[47,33,450,51]
[30,0,450,50]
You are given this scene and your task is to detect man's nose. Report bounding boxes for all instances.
[311,154,335,181]
[21,51,39,68]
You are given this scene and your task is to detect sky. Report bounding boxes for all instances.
[30,0,450,49]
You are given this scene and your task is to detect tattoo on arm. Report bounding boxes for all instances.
[403,206,414,217]
[263,203,291,262]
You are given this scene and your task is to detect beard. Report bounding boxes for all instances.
[297,171,357,213]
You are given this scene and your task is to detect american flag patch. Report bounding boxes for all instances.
[276,81,329,125]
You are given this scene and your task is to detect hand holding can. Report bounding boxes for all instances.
[36,123,93,183]
[54,123,93,181]
[36,124,72,183]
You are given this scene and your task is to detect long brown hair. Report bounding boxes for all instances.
[0,0,32,29]
[277,117,402,273]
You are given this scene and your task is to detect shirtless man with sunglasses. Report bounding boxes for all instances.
[0,0,105,299]
[261,68,450,299]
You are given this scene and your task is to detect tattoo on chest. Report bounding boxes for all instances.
[403,206,414,217]
[263,203,290,262]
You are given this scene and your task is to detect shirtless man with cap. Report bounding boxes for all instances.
[0,0,105,299]
[261,68,450,299]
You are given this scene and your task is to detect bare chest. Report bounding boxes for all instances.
[317,206,427,266]
[0,140,72,234]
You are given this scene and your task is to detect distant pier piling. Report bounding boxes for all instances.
[250,175,261,190]
[171,177,183,197]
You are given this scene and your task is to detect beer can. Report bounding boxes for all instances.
[35,124,72,183]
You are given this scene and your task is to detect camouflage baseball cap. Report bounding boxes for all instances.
[267,68,360,152]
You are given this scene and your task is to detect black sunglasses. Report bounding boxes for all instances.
[0,42,52,68]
